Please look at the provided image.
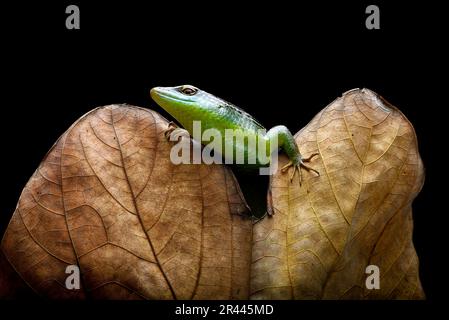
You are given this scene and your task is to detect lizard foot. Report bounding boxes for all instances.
[164,122,190,142]
[280,153,320,185]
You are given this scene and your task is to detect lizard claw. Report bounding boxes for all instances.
[281,153,320,185]
[301,152,320,163]
[164,122,190,142]
[164,121,177,140]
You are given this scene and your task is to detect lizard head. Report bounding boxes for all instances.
[150,85,229,132]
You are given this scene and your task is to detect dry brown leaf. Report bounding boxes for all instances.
[0,104,252,299]
[251,88,425,300]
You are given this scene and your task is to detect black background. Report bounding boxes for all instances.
[1,0,446,315]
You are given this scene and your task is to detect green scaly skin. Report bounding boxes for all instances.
[150,85,319,182]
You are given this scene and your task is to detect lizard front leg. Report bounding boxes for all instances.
[164,121,191,142]
[266,125,320,185]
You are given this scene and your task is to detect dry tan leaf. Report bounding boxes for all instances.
[251,88,425,300]
[0,104,252,299]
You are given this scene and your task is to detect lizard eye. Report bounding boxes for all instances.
[180,85,198,96]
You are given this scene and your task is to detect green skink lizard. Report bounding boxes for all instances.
[150,85,319,183]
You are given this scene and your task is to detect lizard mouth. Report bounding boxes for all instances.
[150,87,193,104]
